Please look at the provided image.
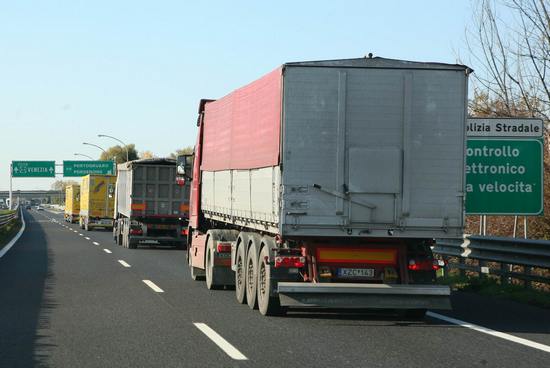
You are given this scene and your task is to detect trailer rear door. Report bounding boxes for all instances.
[281,63,466,237]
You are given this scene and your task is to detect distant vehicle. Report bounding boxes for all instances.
[64,184,80,223]
[36,205,43,211]
[25,205,31,210]
[113,158,189,249]
[79,175,116,231]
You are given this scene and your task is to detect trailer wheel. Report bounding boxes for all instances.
[235,244,247,304]
[257,245,285,316]
[246,240,259,309]
[205,246,221,290]
[112,222,118,242]
[121,222,128,248]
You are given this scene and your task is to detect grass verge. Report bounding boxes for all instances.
[438,274,550,309]
[0,218,22,251]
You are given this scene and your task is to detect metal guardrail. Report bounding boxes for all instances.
[434,236,550,285]
[0,205,20,229]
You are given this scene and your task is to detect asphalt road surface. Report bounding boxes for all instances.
[1,208,549,367]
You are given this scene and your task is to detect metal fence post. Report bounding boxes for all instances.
[500,262,508,285]
[479,260,486,280]
[524,266,532,289]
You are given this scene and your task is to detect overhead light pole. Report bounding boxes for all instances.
[82,142,107,154]
[98,134,129,162]
[74,153,94,160]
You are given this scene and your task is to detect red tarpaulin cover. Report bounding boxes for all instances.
[201,67,282,171]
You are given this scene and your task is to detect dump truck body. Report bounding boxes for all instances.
[79,174,116,230]
[113,158,189,249]
[64,184,80,223]
[187,57,470,316]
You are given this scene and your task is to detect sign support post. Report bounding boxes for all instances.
[9,163,12,210]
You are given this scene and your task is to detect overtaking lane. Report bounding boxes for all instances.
[0,209,238,368]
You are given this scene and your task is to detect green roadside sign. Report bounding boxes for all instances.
[63,161,115,176]
[465,135,543,215]
[12,161,55,177]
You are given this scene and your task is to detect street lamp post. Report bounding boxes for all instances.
[98,134,129,162]
[82,142,107,154]
[74,153,94,160]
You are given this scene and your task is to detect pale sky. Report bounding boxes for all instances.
[1,0,479,190]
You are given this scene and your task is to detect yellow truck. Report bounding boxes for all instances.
[64,184,80,223]
[79,174,116,231]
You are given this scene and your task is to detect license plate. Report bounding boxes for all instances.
[337,268,375,278]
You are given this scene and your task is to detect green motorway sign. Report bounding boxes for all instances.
[465,139,543,215]
[11,161,55,177]
[63,161,115,176]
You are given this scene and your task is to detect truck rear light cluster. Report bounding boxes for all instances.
[181,228,189,236]
[129,228,143,235]
[408,259,444,271]
[216,242,232,253]
[274,256,306,268]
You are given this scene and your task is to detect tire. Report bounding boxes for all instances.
[235,242,247,304]
[246,238,259,309]
[113,222,118,242]
[122,223,128,248]
[205,246,220,290]
[128,239,137,249]
[257,243,286,316]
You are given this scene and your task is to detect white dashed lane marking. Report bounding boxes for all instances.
[142,280,164,293]
[193,323,248,360]
[118,260,131,268]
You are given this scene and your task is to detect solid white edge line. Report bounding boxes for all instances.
[0,208,26,259]
[427,312,550,353]
[118,260,131,268]
[103,249,112,254]
[193,323,248,360]
[93,242,100,246]
[142,280,164,293]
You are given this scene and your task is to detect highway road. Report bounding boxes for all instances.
[1,208,549,367]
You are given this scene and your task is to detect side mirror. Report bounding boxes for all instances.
[176,154,194,184]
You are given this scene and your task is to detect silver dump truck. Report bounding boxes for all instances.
[113,158,190,249]
[185,56,471,316]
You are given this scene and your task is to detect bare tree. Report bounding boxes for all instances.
[466,0,549,120]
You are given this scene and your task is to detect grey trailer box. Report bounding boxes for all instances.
[201,57,470,239]
[115,158,190,218]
